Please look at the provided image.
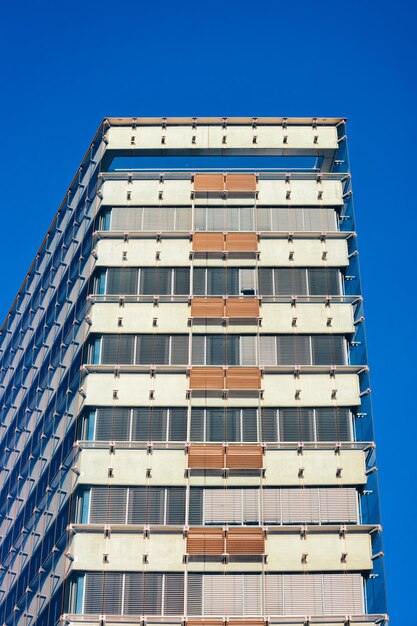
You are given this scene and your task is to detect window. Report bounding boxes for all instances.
[92,334,189,365]
[81,407,187,442]
[258,268,341,296]
[195,206,255,231]
[107,206,191,231]
[259,335,346,366]
[193,268,256,296]
[261,408,352,442]
[84,486,186,525]
[82,572,184,615]
[189,407,352,443]
[190,408,258,442]
[189,487,357,525]
[257,207,337,232]
[92,267,190,296]
[192,335,255,366]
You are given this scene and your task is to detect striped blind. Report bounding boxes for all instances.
[257,207,337,232]
[258,268,341,296]
[189,487,357,525]
[190,407,351,443]
[101,334,135,364]
[110,206,191,231]
[87,486,186,524]
[106,268,139,295]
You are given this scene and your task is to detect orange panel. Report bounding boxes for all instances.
[188,445,225,469]
[189,367,225,390]
[226,445,264,469]
[225,174,257,192]
[191,298,225,318]
[187,528,225,554]
[226,528,265,554]
[225,368,262,390]
[225,233,258,252]
[194,174,225,192]
[225,298,260,318]
[192,233,225,252]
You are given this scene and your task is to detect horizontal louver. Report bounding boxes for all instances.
[87,486,186,524]
[257,207,337,232]
[226,445,263,469]
[193,233,225,251]
[110,206,191,231]
[189,487,357,525]
[189,368,225,390]
[225,368,261,390]
[186,573,363,617]
[258,268,341,296]
[188,445,225,469]
[86,406,351,444]
[227,528,265,554]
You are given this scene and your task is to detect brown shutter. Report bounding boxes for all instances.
[225,368,262,390]
[188,445,225,469]
[225,233,258,252]
[225,174,257,192]
[194,174,225,192]
[225,298,260,318]
[226,528,265,554]
[191,298,225,318]
[226,445,264,469]
[189,367,225,389]
[192,233,225,252]
[187,528,225,554]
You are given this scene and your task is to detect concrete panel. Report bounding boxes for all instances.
[77,449,186,486]
[83,372,188,406]
[147,532,186,570]
[95,238,191,267]
[257,180,343,206]
[264,449,367,486]
[259,238,348,267]
[267,532,371,571]
[101,179,192,206]
[106,124,339,151]
[70,532,146,570]
[262,373,360,407]
[261,303,354,334]
[90,303,190,334]
[83,373,153,406]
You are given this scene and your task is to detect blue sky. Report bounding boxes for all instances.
[1,0,415,619]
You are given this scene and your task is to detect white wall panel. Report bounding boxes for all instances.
[264,450,367,486]
[262,373,360,407]
[259,238,348,267]
[90,303,190,333]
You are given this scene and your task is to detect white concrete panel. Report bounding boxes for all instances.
[70,532,146,570]
[107,124,339,151]
[90,303,190,333]
[262,373,360,407]
[77,449,186,486]
[257,180,343,206]
[259,238,348,267]
[264,449,367,486]
[261,303,354,334]
[147,533,185,570]
[267,532,371,571]
[95,238,191,267]
[83,373,153,406]
[101,179,192,206]
[149,450,187,485]
[224,125,256,148]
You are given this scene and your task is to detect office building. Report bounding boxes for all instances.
[0,118,388,626]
